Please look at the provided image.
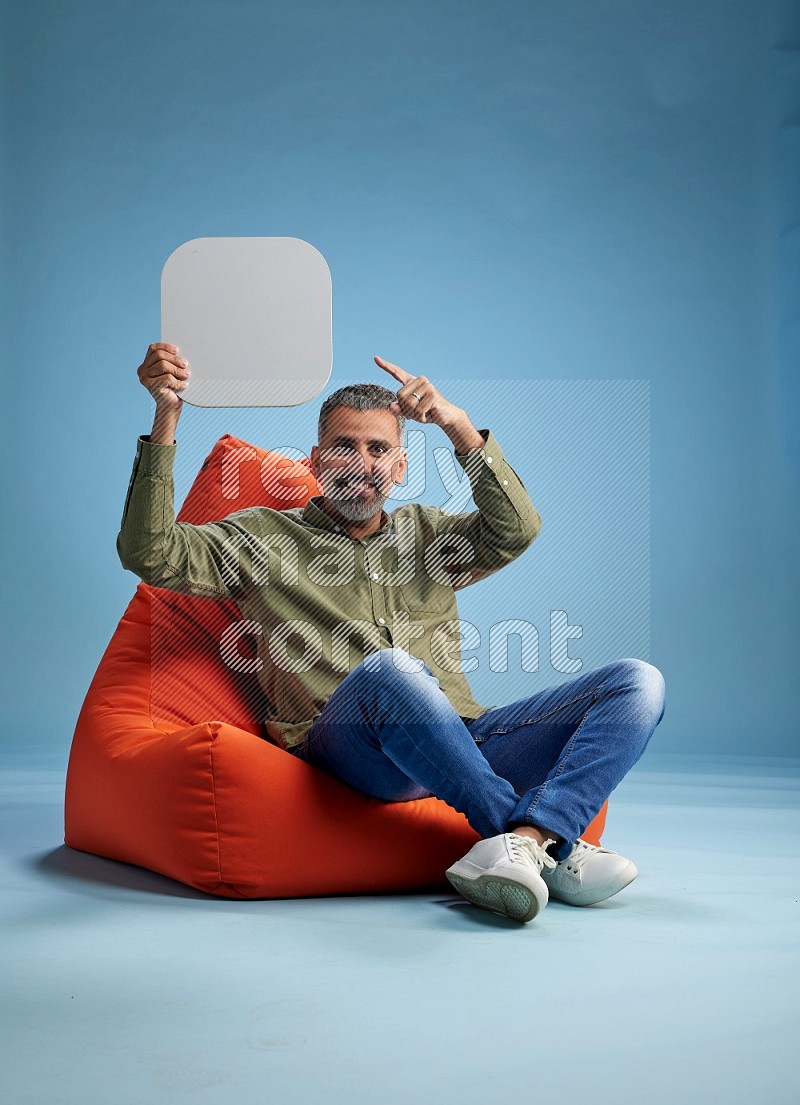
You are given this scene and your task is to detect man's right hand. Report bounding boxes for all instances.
[137,342,191,443]
[137,342,190,412]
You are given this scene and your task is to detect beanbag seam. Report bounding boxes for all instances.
[206,722,226,891]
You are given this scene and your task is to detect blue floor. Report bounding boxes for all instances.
[2,746,798,1105]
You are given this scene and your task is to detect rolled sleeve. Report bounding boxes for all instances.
[434,427,542,586]
[116,435,246,599]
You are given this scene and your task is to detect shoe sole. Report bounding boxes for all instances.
[445,870,548,923]
[545,863,639,907]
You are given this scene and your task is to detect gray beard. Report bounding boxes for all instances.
[322,473,392,522]
[328,486,389,521]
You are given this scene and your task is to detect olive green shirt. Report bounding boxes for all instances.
[117,428,542,751]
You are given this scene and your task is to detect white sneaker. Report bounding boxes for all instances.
[540,838,638,906]
[445,833,558,922]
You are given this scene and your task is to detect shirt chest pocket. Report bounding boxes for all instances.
[398,576,455,615]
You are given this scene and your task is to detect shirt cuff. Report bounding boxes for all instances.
[136,434,178,477]
[454,428,503,469]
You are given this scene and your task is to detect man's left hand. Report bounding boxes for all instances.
[374,355,464,428]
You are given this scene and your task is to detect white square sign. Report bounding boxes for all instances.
[161,236,332,407]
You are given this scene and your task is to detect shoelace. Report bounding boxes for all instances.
[508,834,558,872]
[564,838,603,872]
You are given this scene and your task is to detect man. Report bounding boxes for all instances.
[118,342,666,924]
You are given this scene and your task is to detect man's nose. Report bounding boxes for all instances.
[341,448,373,475]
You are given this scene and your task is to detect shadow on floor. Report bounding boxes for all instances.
[34,845,220,900]
[32,845,468,913]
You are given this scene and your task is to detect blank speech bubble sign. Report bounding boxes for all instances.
[161,237,332,407]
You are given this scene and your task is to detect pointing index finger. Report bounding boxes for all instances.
[374,355,412,384]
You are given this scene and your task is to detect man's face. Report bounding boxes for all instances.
[310,406,407,522]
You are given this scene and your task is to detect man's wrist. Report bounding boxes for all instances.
[443,412,486,455]
[150,405,180,446]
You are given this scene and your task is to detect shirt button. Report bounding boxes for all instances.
[371,571,379,580]
[486,456,493,464]
[378,617,386,625]
[503,479,508,485]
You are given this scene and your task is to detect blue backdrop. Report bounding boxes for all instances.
[2,0,797,757]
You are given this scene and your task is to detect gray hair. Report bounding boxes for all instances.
[317,383,405,443]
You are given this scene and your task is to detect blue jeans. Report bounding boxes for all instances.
[288,648,666,863]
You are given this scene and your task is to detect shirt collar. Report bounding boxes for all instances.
[302,495,395,537]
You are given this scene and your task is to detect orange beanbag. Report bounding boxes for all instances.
[64,433,607,898]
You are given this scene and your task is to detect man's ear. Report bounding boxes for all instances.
[390,446,408,484]
[309,443,320,477]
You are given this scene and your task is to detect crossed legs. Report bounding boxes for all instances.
[290,647,666,863]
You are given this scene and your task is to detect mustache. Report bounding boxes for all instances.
[320,472,387,500]
[332,474,381,490]
[318,460,398,501]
